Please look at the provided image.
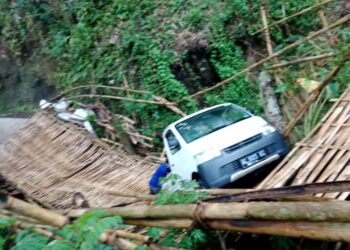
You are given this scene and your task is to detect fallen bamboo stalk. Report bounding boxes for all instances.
[207,180,350,203]
[0,195,69,227]
[177,14,350,103]
[105,190,155,201]
[66,94,165,105]
[66,94,186,116]
[53,85,187,116]
[52,85,151,101]
[124,219,193,229]
[101,230,151,244]
[314,0,338,46]
[17,222,62,240]
[267,53,333,69]
[152,95,187,117]
[252,0,335,35]
[114,237,139,250]
[283,51,350,137]
[206,220,350,243]
[114,218,350,243]
[66,201,350,222]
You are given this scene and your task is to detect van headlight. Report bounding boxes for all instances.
[194,148,221,165]
[262,124,276,135]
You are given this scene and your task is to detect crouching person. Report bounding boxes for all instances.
[149,157,171,194]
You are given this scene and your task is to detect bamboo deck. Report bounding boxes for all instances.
[0,112,158,208]
[258,86,350,200]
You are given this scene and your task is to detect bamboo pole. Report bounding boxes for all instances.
[109,218,350,242]
[67,201,350,222]
[207,180,350,203]
[267,53,333,69]
[51,85,151,101]
[283,51,350,137]
[66,94,165,105]
[114,237,138,250]
[152,95,187,117]
[0,195,69,227]
[105,189,155,201]
[101,230,151,243]
[124,219,193,228]
[314,0,338,46]
[176,14,350,103]
[206,220,350,243]
[260,5,286,130]
[17,223,62,240]
[252,0,336,35]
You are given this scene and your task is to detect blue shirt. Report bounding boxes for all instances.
[149,163,170,189]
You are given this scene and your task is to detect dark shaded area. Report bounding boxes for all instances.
[0,42,56,115]
[171,46,221,94]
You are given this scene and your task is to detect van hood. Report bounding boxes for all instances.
[186,116,268,155]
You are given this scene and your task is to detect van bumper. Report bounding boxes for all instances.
[197,131,288,188]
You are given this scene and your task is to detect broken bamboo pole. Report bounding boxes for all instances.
[252,0,335,35]
[0,194,69,227]
[283,50,350,137]
[267,53,333,70]
[177,14,350,103]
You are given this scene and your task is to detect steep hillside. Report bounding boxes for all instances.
[0,0,349,145]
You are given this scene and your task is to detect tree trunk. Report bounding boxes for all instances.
[258,71,285,131]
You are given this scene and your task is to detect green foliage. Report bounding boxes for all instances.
[0,0,323,147]
[52,210,123,249]
[154,174,207,205]
[144,175,208,249]
[0,211,124,250]
[12,229,49,250]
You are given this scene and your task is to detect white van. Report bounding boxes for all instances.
[163,103,288,188]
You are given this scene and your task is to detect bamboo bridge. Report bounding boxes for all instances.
[1,86,350,243]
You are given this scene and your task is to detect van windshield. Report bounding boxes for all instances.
[175,104,251,143]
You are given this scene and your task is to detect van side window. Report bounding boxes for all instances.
[165,130,181,154]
